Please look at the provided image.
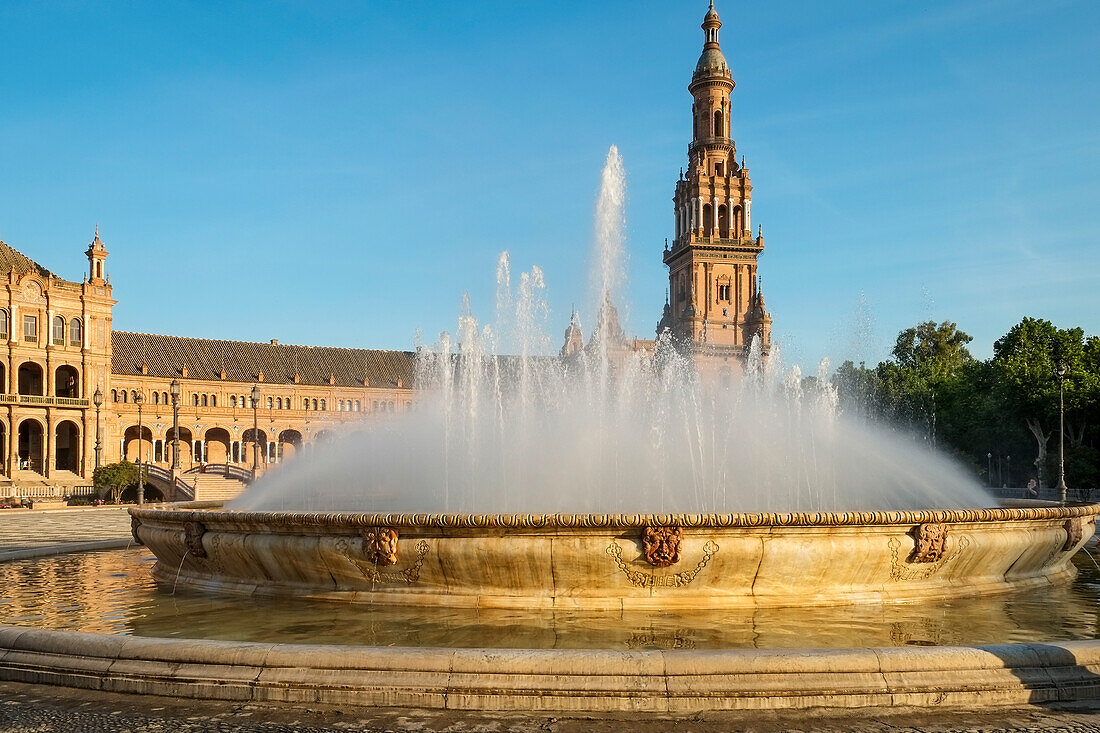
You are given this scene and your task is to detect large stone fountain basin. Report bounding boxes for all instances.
[130,500,1100,609]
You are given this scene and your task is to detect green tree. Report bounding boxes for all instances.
[93,461,139,504]
[880,320,974,444]
[992,318,1093,488]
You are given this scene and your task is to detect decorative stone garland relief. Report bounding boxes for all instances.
[888,523,969,582]
[335,533,431,586]
[607,538,719,588]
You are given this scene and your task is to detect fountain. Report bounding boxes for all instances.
[4,147,1099,713]
[128,146,1097,611]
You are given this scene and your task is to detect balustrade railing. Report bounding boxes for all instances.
[183,463,254,483]
[0,393,90,408]
[139,462,196,501]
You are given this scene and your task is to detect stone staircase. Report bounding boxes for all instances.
[191,474,248,502]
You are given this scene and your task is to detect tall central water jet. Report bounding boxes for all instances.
[230,146,991,517]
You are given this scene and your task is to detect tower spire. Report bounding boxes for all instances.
[660,3,771,361]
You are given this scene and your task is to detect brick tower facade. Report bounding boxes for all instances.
[658,3,772,372]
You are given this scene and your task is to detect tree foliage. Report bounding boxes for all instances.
[93,461,139,504]
[834,317,1099,491]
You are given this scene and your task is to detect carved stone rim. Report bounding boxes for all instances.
[130,500,1100,530]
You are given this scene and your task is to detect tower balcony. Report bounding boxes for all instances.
[688,136,733,153]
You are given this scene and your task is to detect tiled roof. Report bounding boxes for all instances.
[0,240,78,284]
[111,331,416,389]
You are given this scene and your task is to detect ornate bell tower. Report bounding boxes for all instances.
[658,2,771,368]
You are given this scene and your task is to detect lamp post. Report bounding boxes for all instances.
[1005,455,1011,489]
[170,379,181,472]
[987,452,992,488]
[135,392,145,505]
[92,387,103,470]
[251,384,261,479]
[1056,363,1068,503]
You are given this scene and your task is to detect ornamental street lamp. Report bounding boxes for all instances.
[251,384,261,479]
[987,452,992,488]
[92,386,103,470]
[170,379,181,472]
[135,392,145,505]
[1056,363,1068,503]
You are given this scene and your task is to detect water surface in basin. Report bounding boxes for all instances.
[3,548,1100,650]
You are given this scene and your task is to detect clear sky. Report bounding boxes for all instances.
[1,1,1097,369]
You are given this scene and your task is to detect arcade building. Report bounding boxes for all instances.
[0,231,414,499]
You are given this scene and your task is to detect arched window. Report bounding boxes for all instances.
[319,399,326,411]
[338,399,344,411]
[153,392,160,405]
[130,390,138,402]
[702,203,713,231]
[388,401,395,411]
[303,398,310,410]
[231,395,237,408]
[201,394,208,407]
[355,400,361,411]
[162,391,168,404]
[713,110,723,137]
[266,397,273,409]
[0,310,8,340]
[52,316,65,345]
[276,397,283,409]
[111,389,118,402]
[211,395,217,407]
[121,390,128,403]
[68,318,82,346]
[718,204,729,236]
[192,394,199,406]
[312,399,318,410]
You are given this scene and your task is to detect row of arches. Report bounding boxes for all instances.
[676,202,743,240]
[0,418,82,475]
[0,362,81,398]
[121,426,312,467]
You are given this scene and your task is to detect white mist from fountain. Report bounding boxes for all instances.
[229,146,991,516]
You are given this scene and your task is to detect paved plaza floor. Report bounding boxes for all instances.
[2,508,1100,731]
[2,681,1100,732]
[0,505,132,560]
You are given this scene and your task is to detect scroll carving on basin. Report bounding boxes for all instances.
[643,525,683,567]
[362,527,399,566]
[130,516,143,546]
[909,522,948,564]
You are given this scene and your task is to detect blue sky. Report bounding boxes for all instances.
[1,1,1097,368]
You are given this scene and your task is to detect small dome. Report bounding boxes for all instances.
[704,6,720,22]
[693,47,730,79]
